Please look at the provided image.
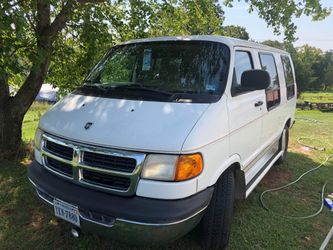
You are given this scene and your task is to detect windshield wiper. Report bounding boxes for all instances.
[112,84,173,97]
[82,81,110,92]
[114,85,195,102]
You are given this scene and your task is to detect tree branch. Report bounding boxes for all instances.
[36,0,50,36]
[46,0,106,39]
[46,0,77,39]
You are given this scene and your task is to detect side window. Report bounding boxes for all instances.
[231,51,253,96]
[281,55,295,99]
[259,53,280,110]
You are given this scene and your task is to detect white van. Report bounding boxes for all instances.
[28,36,296,249]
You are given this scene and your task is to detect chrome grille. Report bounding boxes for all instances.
[45,140,73,160]
[83,151,136,173]
[82,169,131,190]
[46,157,73,177]
[40,134,146,196]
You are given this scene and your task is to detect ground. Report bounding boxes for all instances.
[0,101,333,249]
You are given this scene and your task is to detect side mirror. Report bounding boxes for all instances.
[241,69,271,90]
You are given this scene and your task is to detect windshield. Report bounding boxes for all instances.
[75,41,230,103]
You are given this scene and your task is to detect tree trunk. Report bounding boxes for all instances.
[0,106,24,158]
[0,50,50,159]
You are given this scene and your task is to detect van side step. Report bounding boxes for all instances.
[245,150,283,197]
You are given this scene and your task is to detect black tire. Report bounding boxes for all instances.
[276,125,289,165]
[198,169,235,250]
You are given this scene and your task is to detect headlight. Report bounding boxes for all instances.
[34,128,43,150]
[141,153,203,181]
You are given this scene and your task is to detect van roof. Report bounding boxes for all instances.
[122,35,289,55]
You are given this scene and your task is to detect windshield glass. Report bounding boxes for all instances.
[76,41,230,103]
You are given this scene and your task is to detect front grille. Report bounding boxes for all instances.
[46,157,73,177]
[45,140,73,160]
[40,134,145,196]
[82,169,131,190]
[83,151,136,173]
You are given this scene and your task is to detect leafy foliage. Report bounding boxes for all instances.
[222,25,249,40]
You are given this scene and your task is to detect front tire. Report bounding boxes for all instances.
[198,169,235,250]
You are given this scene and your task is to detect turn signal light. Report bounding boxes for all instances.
[175,154,203,181]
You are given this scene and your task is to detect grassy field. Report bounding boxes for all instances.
[0,103,333,249]
[298,91,333,103]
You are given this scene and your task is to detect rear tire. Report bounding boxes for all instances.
[276,125,289,165]
[198,169,235,250]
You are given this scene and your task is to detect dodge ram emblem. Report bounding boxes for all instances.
[84,122,93,130]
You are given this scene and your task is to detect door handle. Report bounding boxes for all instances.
[254,101,263,107]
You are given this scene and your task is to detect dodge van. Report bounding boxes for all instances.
[28,36,296,249]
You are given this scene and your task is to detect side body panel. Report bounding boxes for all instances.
[227,47,267,170]
[242,49,297,195]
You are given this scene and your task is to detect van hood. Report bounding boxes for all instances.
[39,94,209,152]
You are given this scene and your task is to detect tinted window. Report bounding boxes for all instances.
[77,41,230,103]
[281,55,295,99]
[259,53,279,89]
[232,51,253,95]
[259,53,280,109]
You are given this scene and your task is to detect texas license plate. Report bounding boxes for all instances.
[54,199,80,227]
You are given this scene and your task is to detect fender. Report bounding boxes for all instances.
[207,153,245,200]
[284,116,293,128]
[208,153,242,187]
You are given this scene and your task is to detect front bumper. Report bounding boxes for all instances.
[28,160,213,244]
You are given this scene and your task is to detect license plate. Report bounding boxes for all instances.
[54,199,80,227]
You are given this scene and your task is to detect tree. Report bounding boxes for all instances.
[296,45,324,90]
[0,0,331,157]
[148,0,224,36]
[323,67,333,89]
[222,25,249,40]
[319,51,333,89]
[0,0,107,156]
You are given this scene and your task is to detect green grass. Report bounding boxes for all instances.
[1,103,333,249]
[298,91,333,103]
[22,102,51,142]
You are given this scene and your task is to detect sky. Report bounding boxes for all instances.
[223,0,333,51]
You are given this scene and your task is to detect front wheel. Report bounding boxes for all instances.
[198,169,235,250]
[276,125,289,165]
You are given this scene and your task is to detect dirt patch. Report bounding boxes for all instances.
[313,223,327,233]
[289,141,315,156]
[0,208,14,216]
[260,169,293,188]
[27,212,45,230]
